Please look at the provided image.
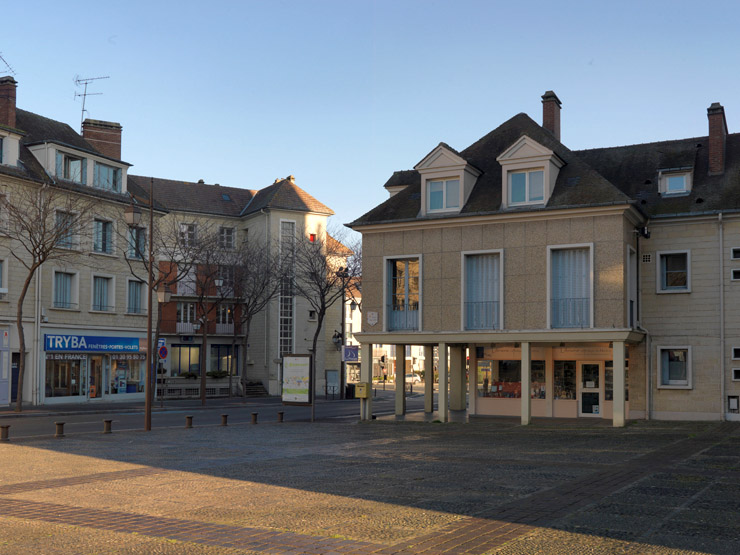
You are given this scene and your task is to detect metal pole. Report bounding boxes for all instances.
[145,177,154,431]
[340,279,346,399]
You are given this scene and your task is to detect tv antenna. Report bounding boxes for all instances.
[74,75,109,131]
[0,53,16,75]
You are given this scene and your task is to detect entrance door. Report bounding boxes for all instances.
[89,356,103,399]
[579,362,602,417]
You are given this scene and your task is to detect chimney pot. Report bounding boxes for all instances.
[197,179,204,184]
[82,118,122,160]
[541,90,562,141]
[288,174,295,183]
[0,76,18,129]
[707,102,728,175]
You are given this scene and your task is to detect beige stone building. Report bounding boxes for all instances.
[350,91,740,424]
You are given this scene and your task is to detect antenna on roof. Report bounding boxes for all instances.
[0,53,16,75]
[74,75,109,132]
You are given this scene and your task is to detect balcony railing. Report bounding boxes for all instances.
[176,322,196,334]
[216,323,234,335]
[551,297,590,328]
[388,302,419,331]
[465,301,500,330]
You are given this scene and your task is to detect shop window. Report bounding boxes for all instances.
[210,344,239,375]
[554,360,576,399]
[530,361,546,399]
[110,354,144,393]
[171,344,201,376]
[45,357,82,398]
[604,360,630,401]
[487,361,521,398]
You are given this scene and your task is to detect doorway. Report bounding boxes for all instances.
[578,361,602,417]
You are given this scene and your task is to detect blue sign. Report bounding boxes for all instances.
[342,345,359,362]
[44,334,142,353]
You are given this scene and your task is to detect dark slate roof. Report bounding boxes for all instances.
[352,113,628,226]
[128,175,254,217]
[241,178,334,217]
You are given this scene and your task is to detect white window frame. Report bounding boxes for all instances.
[0,257,8,301]
[177,301,197,324]
[382,254,422,332]
[426,177,461,213]
[731,269,740,282]
[460,249,504,331]
[90,273,116,313]
[63,152,85,184]
[508,168,545,206]
[732,247,740,260]
[51,268,80,311]
[732,347,740,360]
[179,222,197,248]
[93,161,121,192]
[126,278,146,315]
[126,225,147,260]
[546,243,594,330]
[91,216,116,256]
[219,226,235,249]
[656,250,691,293]
[733,368,740,382]
[659,171,692,196]
[657,345,692,389]
[278,218,297,356]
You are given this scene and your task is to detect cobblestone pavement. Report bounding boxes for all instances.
[0,418,738,554]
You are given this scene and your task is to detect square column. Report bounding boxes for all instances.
[612,341,626,427]
[521,341,531,425]
[423,345,434,413]
[439,343,448,422]
[449,345,466,411]
[468,344,477,415]
[359,343,372,421]
[395,344,406,416]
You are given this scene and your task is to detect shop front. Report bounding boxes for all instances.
[43,333,147,404]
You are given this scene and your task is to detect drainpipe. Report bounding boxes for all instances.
[719,213,725,421]
[33,262,42,405]
[644,329,651,420]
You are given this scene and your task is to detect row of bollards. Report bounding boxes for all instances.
[0,411,288,442]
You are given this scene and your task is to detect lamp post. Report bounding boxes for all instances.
[335,267,349,400]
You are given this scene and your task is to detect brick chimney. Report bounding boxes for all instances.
[82,118,122,160]
[707,102,727,175]
[0,76,17,129]
[541,90,562,141]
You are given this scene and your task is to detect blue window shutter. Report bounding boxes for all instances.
[55,151,63,177]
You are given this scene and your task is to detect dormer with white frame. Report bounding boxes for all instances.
[0,127,22,168]
[415,143,481,217]
[497,135,564,209]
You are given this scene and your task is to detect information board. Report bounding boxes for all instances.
[282,355,311,405]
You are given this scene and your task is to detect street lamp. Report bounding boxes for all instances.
[335,267,349,399]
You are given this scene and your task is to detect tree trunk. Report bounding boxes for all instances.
[240,319,250,400]
[200,323,208,405]
[154,304,163,403]
[14,270,37,413]
[310,312,324,423]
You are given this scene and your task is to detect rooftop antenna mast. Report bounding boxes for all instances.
[0,53,16,75]
[74,75,109,132]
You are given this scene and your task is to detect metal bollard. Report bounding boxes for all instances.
[55,422,65,438]
[251,412,258,424]
[0,425,9,442]
[277,411,284,423]
[221,414,228,426]
[185,415,193,428]
[103,420,112,434]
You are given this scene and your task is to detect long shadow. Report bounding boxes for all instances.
[1,418,738,554]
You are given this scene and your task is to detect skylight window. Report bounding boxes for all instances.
[659,170,692,196]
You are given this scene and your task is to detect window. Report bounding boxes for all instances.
[216,305,233,325]
[427,179,460,211]
[55,211,77,249]
[658,251,690,292]
[177,302,196,324]
[93,162,121,192]
[660,172,691,195]
[92,276,113,311]
[0,259,7,300]
[733,368,740,381]
[554,360,576,399]
[530,360,546,399]
[210,344,239,375]
[55,151,86,184]
[218,265,235,294]
[53,271,77,309]
[732,248,740,260]
[732,269,740,281]
[509,169,544,205]
[127,280,145,314]
[605,360,630,401]
[387,258,419,330]
[179,223,196,247]
[219,227,234,249]
[279,221,296,356]
[658,347,691,388]
[464,252,501,329]
[171,344,201,376]
[179,267,197,296]
[0,137,3,164]
[308,310,317,321]
[550,246,591,328]
[93,219,113,254]
[127,226,146,259]
[733,347,740,360]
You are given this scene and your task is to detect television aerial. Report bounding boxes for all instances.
[74,74,109,132]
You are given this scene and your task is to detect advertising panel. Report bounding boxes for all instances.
[282,355,311,405]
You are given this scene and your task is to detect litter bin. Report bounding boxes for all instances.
[345,383,355,399]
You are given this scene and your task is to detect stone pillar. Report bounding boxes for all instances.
[423,345,434,413]
[359,343,372,421]
[449,345,466,411]
[468,344,477,415]
[521,342,531,425]
[439,343,448,422]
[395,344,406,416]
[613,341,626,428]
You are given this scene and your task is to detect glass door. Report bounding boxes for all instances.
[89,356,103,399]
[579,362,602,417]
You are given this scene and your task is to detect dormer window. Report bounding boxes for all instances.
[55,150,86,184]
[660,171,691,195]
[93,162,121,192]
[509,169,544,205]
[428,179,460,211]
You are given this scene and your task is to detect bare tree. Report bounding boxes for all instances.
[0,183,95,411]
[291,229,359,421]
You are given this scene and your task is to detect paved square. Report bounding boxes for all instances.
[0,419,738,554]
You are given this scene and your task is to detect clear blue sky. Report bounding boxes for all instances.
[3,1,739,233]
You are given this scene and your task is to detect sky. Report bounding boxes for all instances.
[2,1,740,236]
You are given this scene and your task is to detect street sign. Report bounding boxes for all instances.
[342,345,359,362]
[158,338,166,348]
[158,346,168,359]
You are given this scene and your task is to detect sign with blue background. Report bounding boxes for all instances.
[44,334,142,353]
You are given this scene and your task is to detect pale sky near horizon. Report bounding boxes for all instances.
[3,1,739,235]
